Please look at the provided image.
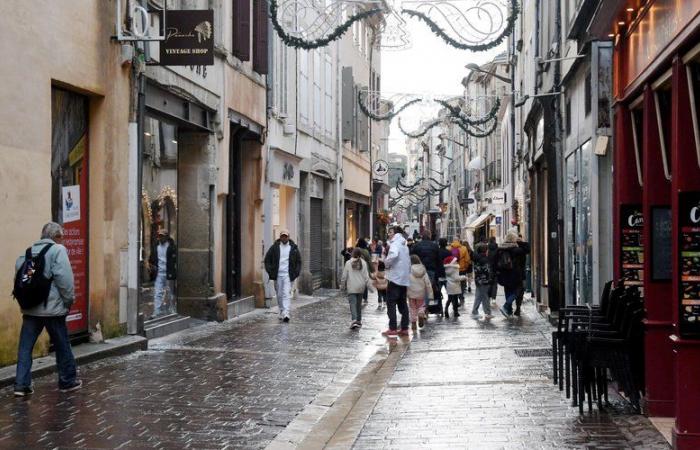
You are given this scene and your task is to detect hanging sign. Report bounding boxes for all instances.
[620,204,644,288]
[160,10,214,66]
[679,192,700,338]
[373,160,389,177]
[492,190,506,204]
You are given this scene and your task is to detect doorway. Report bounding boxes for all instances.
[226,128,243,300]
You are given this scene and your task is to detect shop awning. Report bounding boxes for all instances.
[465,213,492,229]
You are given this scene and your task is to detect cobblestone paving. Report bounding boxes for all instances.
[0,293,389,449]
[0,291,670,449]
[352,295,671,450]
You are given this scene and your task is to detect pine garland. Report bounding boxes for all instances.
[397,117,442,138]
[358,92,420,122]
[435,98,501,126]
[453,116,499,138]
[270,0,383,50]
[401,0,519,52]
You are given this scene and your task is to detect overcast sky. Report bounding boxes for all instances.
[381,18,504,155]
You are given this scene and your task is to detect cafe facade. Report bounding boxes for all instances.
[598,1,700,447]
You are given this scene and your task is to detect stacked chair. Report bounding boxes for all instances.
[552,281,645,413]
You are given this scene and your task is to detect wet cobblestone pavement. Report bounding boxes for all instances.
[0,291,670,449]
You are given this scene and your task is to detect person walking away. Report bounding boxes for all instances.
[462,240,474,294]
[374,260,388,309]
[487,236,499,305]
[148,228,177,318]
[436,238,452,301]
[513,234,530,316]
[340,248,372,329]
[12,222,82,396]
[407,255,433,331]
[355,238,374,303]
[471,243,493,319]
[264,229,302,322]
[382,226,411,337]
[443,256,466,318]
[411,231,442,307]
[450,238,470,305]
[495,231,527,317]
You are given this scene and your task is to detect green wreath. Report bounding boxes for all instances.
[401,0,519,52]
[270,0,383,50]
[358,92,421,122]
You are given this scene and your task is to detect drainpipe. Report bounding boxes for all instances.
[335,41,343,286]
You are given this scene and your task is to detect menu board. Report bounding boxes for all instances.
[620,204,644,288]
[680,192,700,337]
[651,207,672,281]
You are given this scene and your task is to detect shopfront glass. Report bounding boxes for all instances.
[140,117,178,319]
[51,87,89,335]
[566,141,593,304]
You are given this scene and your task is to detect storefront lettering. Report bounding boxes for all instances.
[690,205,700,224]
[628,213,644,227]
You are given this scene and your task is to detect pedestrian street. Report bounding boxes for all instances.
[0,291,669,449]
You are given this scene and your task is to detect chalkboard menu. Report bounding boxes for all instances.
[679,192,700,337]
[620,204,644,289]
[651,207,672,280]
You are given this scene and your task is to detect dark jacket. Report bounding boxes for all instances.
[495,242,530,289]
[487,241,499,271]
[264,239,302,281]
[437,246,452,278]
[149,237,177,281]
[472,253,492,286]
[411,239,442,275]
[356,247,374,274]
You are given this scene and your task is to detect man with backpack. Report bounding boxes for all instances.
[12,222,81,396]
[495,231,530,317]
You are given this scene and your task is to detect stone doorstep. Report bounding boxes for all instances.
[0,335,148,389]
[649,417,674,446]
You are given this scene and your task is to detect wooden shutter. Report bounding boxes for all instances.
[233,0,251,61]
[358,84,368,152]
[309,198,323,273]
[341,67,354,142]
[253,0,269,74]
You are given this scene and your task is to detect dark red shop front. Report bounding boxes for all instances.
[610,1,700,448]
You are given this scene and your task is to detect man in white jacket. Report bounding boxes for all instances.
[382,226,411,336]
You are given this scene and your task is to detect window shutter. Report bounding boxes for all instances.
[341,67,354,142]
[253,0,268,74]
[358,84,368,152]
[233,0,251,61]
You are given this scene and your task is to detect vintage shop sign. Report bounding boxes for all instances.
[160,10,214,66]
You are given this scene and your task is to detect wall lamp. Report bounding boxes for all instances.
[465,63,512,84]
[514,91,565,108]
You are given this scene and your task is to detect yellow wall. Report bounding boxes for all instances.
[0,1,131,364]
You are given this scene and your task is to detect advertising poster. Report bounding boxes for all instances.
[620,204,644,289]
[62,185,80,223]
[680,192,700,337]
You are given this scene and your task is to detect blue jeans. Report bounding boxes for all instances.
[504,287,517,314]
[348,294,363,322]
[15,315,77,390]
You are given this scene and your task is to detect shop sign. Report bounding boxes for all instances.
[492,190,506,204]
[160,10,214,66]
[679,192,700,337]
[270,150,300,188]
[620,204,644,289]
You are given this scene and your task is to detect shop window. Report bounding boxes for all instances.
[684,61,700,168]
[629,99,644,187]
[141,117,178,320]
[51,87,89,335]
[652,72,672,180]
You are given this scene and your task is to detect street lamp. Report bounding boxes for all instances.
[465,63,512,84]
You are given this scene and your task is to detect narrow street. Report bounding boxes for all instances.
[0,292,669,449]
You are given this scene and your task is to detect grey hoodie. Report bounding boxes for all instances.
[341,257,371,294]
[407,263,434,300]
[15,239,75,316]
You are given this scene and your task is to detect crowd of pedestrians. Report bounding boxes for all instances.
[339,225,531,335]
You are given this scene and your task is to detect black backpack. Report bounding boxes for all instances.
[497,249,514,271]
[12,244,54,309]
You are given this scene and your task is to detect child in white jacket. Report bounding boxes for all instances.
[443,256,466,318]
[407,255,433,331]
[341,248,372,329]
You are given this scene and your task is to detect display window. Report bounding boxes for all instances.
[140,116,178,320]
